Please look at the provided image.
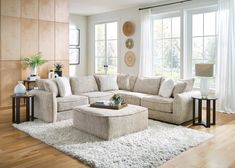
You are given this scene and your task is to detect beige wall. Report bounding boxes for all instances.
[69,14,88,76]
[0,0,69,108]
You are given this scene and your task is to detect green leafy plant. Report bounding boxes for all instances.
[54,63,63,71]
[22,52,47,68]
[112,94,124,104]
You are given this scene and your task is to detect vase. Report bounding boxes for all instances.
[14,81,26,95]
[55,70,62,77]
[30,66,38,76]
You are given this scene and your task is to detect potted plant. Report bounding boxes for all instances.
[112,94,124,105]
[22,52,47,76]
[54,63,63,77]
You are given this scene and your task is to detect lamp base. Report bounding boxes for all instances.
[200,77,209,98]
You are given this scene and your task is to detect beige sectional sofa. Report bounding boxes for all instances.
[31,74,198,124]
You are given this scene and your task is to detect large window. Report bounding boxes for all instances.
[69,26,80,65]
[95,22,118,74]
[152,15,181,79]
[191,10,217,87]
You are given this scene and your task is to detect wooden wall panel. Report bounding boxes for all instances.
[1,0,21,17]
[1,16,20,60]
[21,0,38,19]
[21,18,38,58]
[0,61,21,107]
[55,22,69,61]
[38,60,54,78]
[55,0,69,23]
[39,0,54,21]
[39,21,54,60]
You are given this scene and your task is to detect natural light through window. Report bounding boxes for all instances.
[191,11,216,88]
[95,22,118,74]
[152,16,181,79]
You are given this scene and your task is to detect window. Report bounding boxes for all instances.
[95,22,118,74]
[69,26,80,65]
[152,15,181,79]
[191,10,217,88]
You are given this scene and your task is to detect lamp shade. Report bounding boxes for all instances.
[195,64,214,77]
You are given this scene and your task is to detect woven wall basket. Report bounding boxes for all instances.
[124,51,135,67]
[123,21,135,36]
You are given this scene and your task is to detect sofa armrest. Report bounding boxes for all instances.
[172,91,200,124]
[30,90,57,123]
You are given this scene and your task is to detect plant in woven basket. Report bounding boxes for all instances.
[112,94,124,104]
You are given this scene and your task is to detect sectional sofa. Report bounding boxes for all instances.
[31,74,198,124]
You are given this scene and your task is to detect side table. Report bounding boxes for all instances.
[12,94,34,124]
[192,96,217,128]
[23,80,36,91]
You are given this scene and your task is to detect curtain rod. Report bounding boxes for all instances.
[139,0,192,11]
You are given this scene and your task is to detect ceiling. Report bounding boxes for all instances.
[70,0,163,16]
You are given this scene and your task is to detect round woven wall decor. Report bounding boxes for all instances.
[125,38,134,49]
[123,21,135,37]
[124,51,136,67]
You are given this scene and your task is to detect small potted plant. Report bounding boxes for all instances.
[22,52,47,76]
[54,63,63,77]
[112,94,124,105]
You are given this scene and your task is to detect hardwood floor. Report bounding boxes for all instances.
[1,108,235,168]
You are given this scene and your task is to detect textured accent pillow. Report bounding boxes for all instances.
[43,79,59,97]
[179,78,195,91]
[70,76,98,94]
[133,77,162,95]
[117,74,130,90]
[172,81,187,98]
[56,77,72,97]
[98,75,119,91]
[159,79,175,98]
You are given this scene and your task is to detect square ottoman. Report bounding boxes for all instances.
[73,104,148,140]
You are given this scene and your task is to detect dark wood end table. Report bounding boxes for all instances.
[12,94,34,124]
[23,80,36,91]
[192,96,217,128]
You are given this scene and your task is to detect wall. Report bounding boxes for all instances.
[69,14,88,76]
[0,0,69,109]
[87,8,140,75]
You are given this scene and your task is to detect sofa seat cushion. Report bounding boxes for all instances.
[81,92,114,104]
[114,90,150,105]
[141,95,174,113]
[57,95,88,112]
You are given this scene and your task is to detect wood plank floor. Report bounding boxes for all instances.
[0,108,235,168]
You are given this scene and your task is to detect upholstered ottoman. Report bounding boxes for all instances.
[73,104,148,140]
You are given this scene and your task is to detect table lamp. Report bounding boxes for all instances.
[195,64,214,98]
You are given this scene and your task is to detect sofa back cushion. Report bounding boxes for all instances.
[129,75,137,91]
[70,76,98,94]
[117,74,130,90]
[133,77,162,95]
[55,77,72,97]
[94,75,118,91]
[36,79,59,97]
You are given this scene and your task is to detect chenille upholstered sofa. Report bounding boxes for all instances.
[31,74,198,124]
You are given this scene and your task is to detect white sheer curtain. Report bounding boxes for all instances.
[216,0,235,113]
[139,9,153,77]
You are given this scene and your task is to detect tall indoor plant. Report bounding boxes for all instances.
[23,52,47,76]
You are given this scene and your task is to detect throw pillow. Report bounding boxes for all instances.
[172,81,187,98]
[98,75,119,91]
[43,79,59,97]
[179,78,195,91]
[56,77,72,97]
[117,74,130,90]
[159,79,175,98]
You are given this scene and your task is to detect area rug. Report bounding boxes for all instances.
[13,119,213,168]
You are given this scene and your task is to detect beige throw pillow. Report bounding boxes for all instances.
[56,77,72,97]
[172,81,187,97]
[98,75,119,91]
[179,78,195,91]
[159,79,175,98]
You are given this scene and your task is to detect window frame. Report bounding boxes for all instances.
[151,11,183,79]
[185,6,217,89]
[94,21,119,74]
[69,26,80,65]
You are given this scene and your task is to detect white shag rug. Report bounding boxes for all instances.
[13,119,212,168]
